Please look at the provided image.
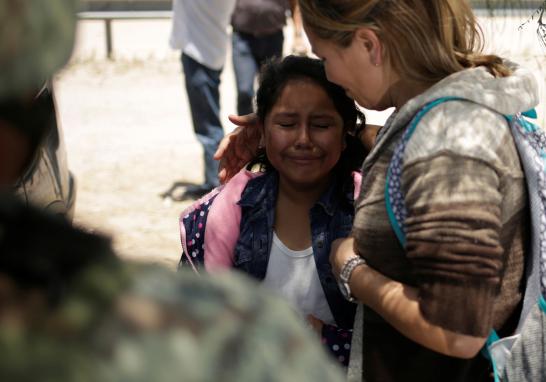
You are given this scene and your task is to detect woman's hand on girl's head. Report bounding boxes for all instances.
[330,237,358,280]
[214,113,262,183]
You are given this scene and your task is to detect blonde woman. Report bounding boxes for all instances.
[215,1,539,380]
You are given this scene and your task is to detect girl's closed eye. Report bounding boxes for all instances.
[312,122,331,129]
[272,113,298,128]
[278,121,297,128]
[311,117,335,129]
[273,117,298,128]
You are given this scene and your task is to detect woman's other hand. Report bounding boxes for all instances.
[330,237,357,280]
[214,113,262,183]
[360,124,381,152]
[330,239,487,359]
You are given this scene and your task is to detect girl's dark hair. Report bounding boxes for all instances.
[253,55,366,180]
[256,55,363,134]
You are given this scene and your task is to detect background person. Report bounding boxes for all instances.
[231,0,306,116]
[169,0,237,199]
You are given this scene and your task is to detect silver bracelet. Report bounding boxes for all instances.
[338,256,366,302]
[340,256,366,283]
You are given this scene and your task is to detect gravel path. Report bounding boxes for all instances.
[55,60,208,268]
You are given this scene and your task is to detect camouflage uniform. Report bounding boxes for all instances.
[0,2,345,381]
[0,199,345,381]
[0,0,77,100]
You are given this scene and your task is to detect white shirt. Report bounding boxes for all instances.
[169,0,236,70]
[262,232,335,325]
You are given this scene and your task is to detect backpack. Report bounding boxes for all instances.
[178,187,222,273]
[385,96,546,382]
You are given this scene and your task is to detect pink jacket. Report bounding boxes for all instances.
[204,169,263,272]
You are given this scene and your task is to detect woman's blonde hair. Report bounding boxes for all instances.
[299,0,511,84]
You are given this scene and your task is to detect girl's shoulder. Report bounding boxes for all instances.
[219,167,265,205]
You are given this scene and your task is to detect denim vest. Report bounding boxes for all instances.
[233,171,357,328]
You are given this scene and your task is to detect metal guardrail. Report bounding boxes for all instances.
[77,10,172,59]
[470,0,544,8]
[78,0,544,12]
[79,0,171,12]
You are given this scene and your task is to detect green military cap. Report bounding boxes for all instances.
[0,0,78,100]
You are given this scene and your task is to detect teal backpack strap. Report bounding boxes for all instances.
[522,108,538,119]
[540,295,546,314]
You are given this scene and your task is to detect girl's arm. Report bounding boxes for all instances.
[330,238,487,359]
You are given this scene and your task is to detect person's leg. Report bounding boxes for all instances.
[181,53,223,191]
[231,31,258,116]
[253,30,284,70]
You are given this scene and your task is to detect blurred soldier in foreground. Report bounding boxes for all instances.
[0,1,345,381]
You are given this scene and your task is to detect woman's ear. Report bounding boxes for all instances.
[354,27,383,67]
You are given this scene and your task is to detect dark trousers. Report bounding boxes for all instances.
[181,53,223,188]
[232,30,284,115]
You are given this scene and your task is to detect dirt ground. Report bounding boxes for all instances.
[54,21,240,269]
[53,17,546,270]
[55,59,206,269]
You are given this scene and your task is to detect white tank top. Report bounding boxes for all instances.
[262,232,335,325]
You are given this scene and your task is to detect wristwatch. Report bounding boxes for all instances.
[338,256,366,303]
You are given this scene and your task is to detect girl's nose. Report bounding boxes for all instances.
[294,124,312,148]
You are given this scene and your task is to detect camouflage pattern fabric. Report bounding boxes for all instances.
[0,198,344,381]
[0,193,346,382]
[0,262,345,382]
[0,0,77,100]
